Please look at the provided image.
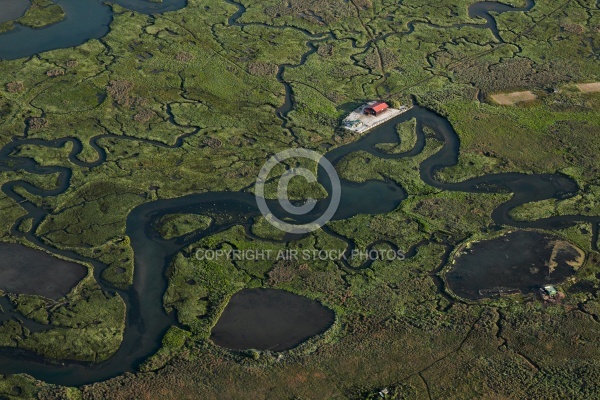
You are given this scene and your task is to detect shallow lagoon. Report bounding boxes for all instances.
[211,288,335,351]
[0,243,87,299]
[446,231,584,300]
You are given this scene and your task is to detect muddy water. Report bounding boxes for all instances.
[446,231,584,300]
[210,289,335,351]
[0,243,87,299]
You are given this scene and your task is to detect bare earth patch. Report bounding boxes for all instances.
[576,82,600,93]
[490,90,537,105]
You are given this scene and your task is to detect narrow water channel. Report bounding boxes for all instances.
[1,0,594,389]
[0,104,597,386]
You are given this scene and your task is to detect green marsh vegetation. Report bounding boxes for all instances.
[0,274,126,363]
[0,0,65,33]
[374,117,418,154]
[155,213,212,240]
[18,0,64,29]
[0,0,599,397]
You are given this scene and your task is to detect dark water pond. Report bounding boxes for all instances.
[0,0,30,23]
[0,243,87,299]
[210,289,335,351]
[446,231,584,300]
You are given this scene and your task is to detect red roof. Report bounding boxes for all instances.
[367,101,388,112]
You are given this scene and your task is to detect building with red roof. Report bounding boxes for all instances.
[363,101,389,116]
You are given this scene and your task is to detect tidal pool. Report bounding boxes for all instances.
[445,230,584,300]
[210,288,335,351]
[0,243,87,299]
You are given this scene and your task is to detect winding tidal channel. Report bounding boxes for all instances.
[0,0,597,388]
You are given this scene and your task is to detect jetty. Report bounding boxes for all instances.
[342,101,412,134]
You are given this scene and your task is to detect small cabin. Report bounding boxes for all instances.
[364,101,389,116]
[542,285,558,296]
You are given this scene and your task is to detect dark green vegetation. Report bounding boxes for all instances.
[375,118,418,154]
[0,0,599,398]
[0,274,126,363]
[16,0,64,28]
[154,213,212,240]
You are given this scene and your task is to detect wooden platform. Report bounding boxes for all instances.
[342,102,412,133]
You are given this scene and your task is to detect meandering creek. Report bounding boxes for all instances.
[1,103,598,386]
[0,0,597,389]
